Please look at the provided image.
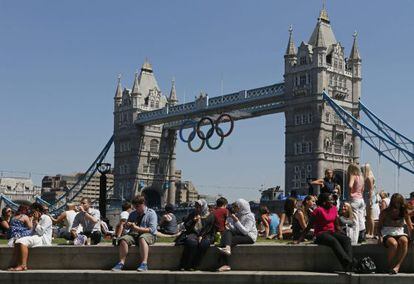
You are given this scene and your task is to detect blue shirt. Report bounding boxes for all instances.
[127,207,158,235]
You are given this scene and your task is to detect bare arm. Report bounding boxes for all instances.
[310,179,324,186]
[348,175,355,199]
[295,210,307,230]
[22,215,33,230]
[53,212,66,224]
[278,213,286,239]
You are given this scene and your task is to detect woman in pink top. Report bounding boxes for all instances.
[295,193,354,272]
[347,164,366,243]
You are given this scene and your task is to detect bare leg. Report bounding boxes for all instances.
[393,236,409,272]
[20,244,29,267]
[138,237,149,263]
[118,240,129,264]
[386,238,398,270]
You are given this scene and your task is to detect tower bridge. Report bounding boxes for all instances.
[112,6,362,207]
[3,6,412,213]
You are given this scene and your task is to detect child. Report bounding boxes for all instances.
[113,202,132,245]
[213,197,229,243]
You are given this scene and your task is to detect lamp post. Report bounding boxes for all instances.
[97,162,111,220]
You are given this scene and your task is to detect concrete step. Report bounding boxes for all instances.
[1,243,413,273]
[0,270,413,284]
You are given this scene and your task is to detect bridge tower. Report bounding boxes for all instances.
[284,7,362,195]
[113,60,178,207]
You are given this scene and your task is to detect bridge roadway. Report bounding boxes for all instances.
[135,83,285,128]
[1,243,414,283]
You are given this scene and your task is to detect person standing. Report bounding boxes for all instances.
[311,169,338,194]
[347,163,366,243]
[361,164,375,238]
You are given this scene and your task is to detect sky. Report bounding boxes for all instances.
[1,0,413,202]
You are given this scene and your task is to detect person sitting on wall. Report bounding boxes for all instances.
[7,203,53,271]
[0,206,13,239]
[113,201,133,245]
[213,197,229,241]
[294,193,354,272]
[216,199,257,272]
[292,195,315,241]
[52,203,79,241]
[111,195,158,272]
[158,203,178,236]
[176,199,215,271]
[7,204,33,247]
[71,197,102,245]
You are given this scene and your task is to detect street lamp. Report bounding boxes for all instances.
[97,162,111,220]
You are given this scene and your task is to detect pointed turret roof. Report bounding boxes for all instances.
[313,22,326,48]
[131,70,140,95]
[309,6,337,48]
[137,59,160,98]
[141,58,153,73]
[285,25,296,55]
[114,74,122,99]
[349,32,361,60]
[168,78,178,104]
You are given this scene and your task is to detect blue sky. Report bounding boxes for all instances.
[1,0,413,201]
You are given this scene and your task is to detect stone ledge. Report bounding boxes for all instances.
[0,243,413,273]
[1,270,414,284]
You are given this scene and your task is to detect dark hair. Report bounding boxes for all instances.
[16,204,30,215]
[387,193,408,218]
[410,192,414,199]
[216,197,228,207]
[316,193,331,207]
[31,202,46,214]
[132,195,145,206]
[81,197,92,204]
[259,205,270,215]
[284,197,297,217]
[165,203,175,213]
[1,207,12,217]
[122,202,132,211]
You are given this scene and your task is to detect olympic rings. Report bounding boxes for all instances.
[206,127,224,150]
[215,113,234,137]
[179,114,234,152]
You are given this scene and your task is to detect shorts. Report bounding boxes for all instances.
[15,235,44,248]
[119,233,156,246]
[383,235,408,247]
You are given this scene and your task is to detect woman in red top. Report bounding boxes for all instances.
[295,193,354,272]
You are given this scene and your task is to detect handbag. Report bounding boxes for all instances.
[356,256,376,274]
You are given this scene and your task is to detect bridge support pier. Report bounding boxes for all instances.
[167,129,177,205]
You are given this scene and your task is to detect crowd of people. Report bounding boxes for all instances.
[0,162,413,274]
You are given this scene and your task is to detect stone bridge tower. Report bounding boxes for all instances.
[113,60,178,207]
[284,7,362,195]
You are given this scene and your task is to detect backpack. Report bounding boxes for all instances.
[356,257,376,274]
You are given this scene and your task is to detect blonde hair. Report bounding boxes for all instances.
[361,163,375,182]
[341,202,353,220]
[347,163,360,178]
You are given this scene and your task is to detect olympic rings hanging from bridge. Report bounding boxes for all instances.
[179,114,234,152]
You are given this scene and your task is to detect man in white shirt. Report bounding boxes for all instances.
[8,203,53,271]
[71,197,102,245]
[52,203,79,240]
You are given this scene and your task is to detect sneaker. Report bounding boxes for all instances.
[217,247,231,256]
[217,265,231,272]
[74,235,87,246]
[111,262,124,271]
[137,262,148,272]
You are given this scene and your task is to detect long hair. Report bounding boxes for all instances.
[387,193,408,218]
[16,204,30,216]
[347,163,361,179]
[300,195,313,222]
[284,197,297,218]
[361,163,375,183]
